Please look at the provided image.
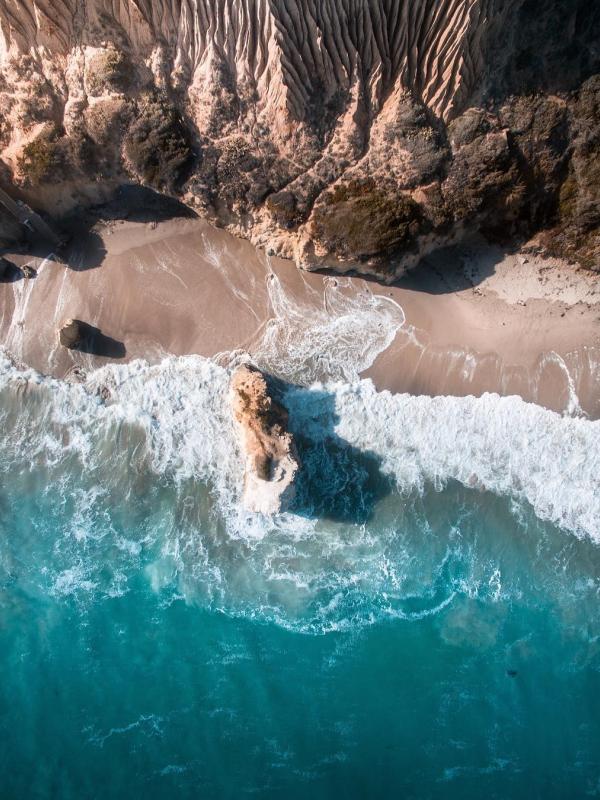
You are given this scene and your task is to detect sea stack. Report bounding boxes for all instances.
[230,365,299,514]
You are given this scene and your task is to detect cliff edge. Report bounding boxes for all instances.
[0,0,598,274]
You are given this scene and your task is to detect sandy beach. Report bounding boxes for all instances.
[1,215,598,418]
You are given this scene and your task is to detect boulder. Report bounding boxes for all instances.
[21,264,36,279]
[59,319,89,349]
[230,365,299,514]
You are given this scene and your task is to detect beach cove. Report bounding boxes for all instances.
[1,211,598,417]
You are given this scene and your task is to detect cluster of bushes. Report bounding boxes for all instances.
[542,76,600,269]
[17,127,66,185]
[86,48,131,96]
[311,179,421,261]
[215,136,260,203]
[124,94,193,191]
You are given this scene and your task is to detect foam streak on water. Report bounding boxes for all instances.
[251,271,406,384]
[1,351,597,538]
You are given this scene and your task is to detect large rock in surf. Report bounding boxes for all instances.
[230,365,299,514]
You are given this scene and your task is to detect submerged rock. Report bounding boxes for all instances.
[230,365,299,514]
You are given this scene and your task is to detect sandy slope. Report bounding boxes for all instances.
[0,0,497,121]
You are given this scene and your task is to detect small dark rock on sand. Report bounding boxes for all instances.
[58,318,126,359]
[21,264,37,279]
[59,319,88,349]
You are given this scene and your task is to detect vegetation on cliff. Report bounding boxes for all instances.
[17,127,67,186]
[0,0,598,272]
[312,181,422,262]
[123,94,193,191]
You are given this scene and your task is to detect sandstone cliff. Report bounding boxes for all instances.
[0,0,598,274]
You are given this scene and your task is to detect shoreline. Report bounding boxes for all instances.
[0,215,598,418]
[366,241,600,417]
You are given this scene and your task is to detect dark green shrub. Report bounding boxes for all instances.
[17,128,66,185]
[87,48,131,96]
[312,179,422,260]
[124,95,193,191]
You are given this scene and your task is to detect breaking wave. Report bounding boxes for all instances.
[1,352,597,537]
[0,346,598,634]
[251,272,406,384]
[0,242,597,635]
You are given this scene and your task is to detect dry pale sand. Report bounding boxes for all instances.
[0,217,598,418]
[367,238,600,417]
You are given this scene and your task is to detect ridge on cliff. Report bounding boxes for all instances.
[0,0,598,274]
[230,364,299,514]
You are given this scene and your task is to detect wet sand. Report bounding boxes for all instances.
[1,216,598,417]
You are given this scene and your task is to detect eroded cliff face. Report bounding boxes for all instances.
[0,0,598,274]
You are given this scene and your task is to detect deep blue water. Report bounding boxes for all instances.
[0,353,599,798]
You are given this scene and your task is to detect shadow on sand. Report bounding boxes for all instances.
[92,185,198,224]
[56,185,196,272]
[2,184,198,273]
[0,257,34,282]
[397,242,504,295]
[69,323,126,359]
[311,236,512,295]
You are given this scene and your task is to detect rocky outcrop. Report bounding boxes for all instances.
[538,76,600,270]
[230,365,298,514]
[59,319,89,349]
[0,0,598,273]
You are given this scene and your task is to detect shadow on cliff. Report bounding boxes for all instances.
[90,185,198,225]
[280,383,392,524]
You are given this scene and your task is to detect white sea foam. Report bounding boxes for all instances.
[0,349,598,542]
[0,321,599,635]
[289,380,599,540]
[251,271,406,384]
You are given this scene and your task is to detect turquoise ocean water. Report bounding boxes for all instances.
[0,272,599,797]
